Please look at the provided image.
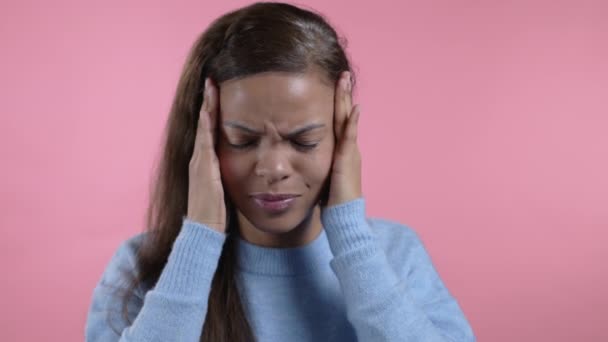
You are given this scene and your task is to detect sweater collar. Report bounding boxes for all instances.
[235,228,333,276]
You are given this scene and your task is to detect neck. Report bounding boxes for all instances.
[236,204,323,248]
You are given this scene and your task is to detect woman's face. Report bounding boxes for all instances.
[217,70,335,245]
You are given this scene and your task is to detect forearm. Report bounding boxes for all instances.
[87,219,226,342]
[321,198,475,342]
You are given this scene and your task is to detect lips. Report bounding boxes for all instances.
[251,194,299,214]
[250,193,300,201]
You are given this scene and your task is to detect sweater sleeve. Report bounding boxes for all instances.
[85,218,226,342]
[320,198,476,342]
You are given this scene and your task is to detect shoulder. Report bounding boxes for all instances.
[111,232,147,274]
[366,216,422,252]
[86,232,149,339]
[96,232,149,297]
[365,216,434,274]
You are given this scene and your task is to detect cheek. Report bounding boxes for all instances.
[218,153,249,189]
[298,145,334,184]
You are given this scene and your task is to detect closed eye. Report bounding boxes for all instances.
[228,140,318,151]
[228,141,256,149]
[291,141,318,150]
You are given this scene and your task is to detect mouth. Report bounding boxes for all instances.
[250,193,300,201]
[250,193,300,214]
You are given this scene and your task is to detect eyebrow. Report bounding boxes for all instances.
[223,121,326,138]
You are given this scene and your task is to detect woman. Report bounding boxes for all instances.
[85,2,476,341]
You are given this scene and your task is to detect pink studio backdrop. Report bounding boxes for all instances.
[1,0,606,341]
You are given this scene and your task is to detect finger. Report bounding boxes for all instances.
[337,104,360,155]
[195,78,215,154]
[206,78,218,141]
[334,71,351,142]
[345,104,360,143]
[343,72,353,121]
[193,80,207,157]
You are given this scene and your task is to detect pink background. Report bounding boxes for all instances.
[1,0,607,341]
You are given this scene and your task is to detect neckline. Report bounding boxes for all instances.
[234,228,333,276]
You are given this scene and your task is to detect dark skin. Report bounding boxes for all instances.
[214,69,361,248]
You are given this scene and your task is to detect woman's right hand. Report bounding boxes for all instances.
[186,77,226,233]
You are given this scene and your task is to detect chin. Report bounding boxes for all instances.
[249,209,305,233]
[237,198,316,234]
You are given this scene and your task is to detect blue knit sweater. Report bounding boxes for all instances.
[85,198,476,341]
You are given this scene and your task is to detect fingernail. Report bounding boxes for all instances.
[343,72,350,91]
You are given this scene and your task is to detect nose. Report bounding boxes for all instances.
[254,144,292,185]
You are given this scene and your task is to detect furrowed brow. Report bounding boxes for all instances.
[284,123,326,138]
[223,121,262,135]
[223,121,325,137]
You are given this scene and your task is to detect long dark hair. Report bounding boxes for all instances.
[114,2,355,341]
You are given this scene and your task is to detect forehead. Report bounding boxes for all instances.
[218,70,334,129]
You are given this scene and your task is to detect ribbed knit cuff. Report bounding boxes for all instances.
[321,197,379,259]
[153,218,226,299]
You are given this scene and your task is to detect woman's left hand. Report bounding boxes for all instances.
[326,71,362,208]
